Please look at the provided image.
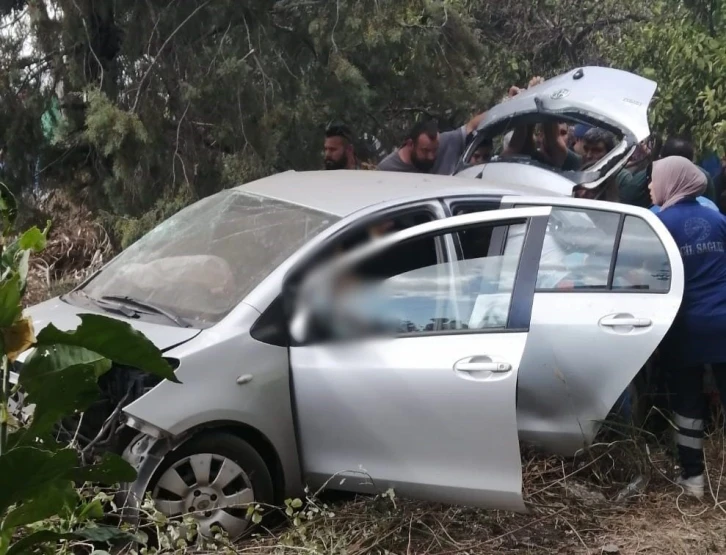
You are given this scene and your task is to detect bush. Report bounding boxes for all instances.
[0,182,178,555]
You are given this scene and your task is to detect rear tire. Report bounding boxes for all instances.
[149,432,274,540]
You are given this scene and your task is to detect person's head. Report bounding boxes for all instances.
[470,138,493,165]
[649,156,706,209]
[573,124,591,156]
[557,122,569,140]
[324,124,355,170]
[582,128,616,165]
[403,120,440,173]
[660,137,695,161]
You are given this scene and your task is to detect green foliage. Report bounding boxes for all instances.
[606,0,726,154]
[0,0,721,242]
[0,187,176,553]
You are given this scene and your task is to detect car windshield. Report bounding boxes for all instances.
[81,189,338,326]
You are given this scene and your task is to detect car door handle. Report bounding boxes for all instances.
[454,357,512,373]
[599,315,652,328]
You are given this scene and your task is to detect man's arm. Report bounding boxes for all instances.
[617,168,652,208]
[465,112,487,135]
[503,125,535,157]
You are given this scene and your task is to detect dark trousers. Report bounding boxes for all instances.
[671,363,726,477]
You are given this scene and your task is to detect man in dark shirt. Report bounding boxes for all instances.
[659,137,717,201]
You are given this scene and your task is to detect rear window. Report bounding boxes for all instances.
[530,207,671,292]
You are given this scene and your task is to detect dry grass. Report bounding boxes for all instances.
[237,433,726,555]
[23,191,115,306]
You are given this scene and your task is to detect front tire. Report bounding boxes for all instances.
[149,432,273,540]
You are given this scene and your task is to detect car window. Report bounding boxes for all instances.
[524,207,670,293]
[534,208,620,290]
[612,215,671,292]
[317,221,526,340]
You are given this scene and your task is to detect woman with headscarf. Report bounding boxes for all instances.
[650,155,726,499]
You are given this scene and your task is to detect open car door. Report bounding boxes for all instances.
[287,207,553,512]
[499,197,684,454]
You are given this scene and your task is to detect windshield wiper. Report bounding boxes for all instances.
[101,295,191,328]
[72,290,139,319]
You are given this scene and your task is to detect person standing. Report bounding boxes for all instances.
[324,124,359,170]
[660,137,716,201]
[649,155,726,499]
[378,111,487,175]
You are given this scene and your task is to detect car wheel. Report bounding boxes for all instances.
[150,432,273,539]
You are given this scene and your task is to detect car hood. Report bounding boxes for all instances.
[22,297,201,355]
[478,66,657,142]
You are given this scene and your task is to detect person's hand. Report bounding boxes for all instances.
[528,76,545,88]
[508,85,522,98]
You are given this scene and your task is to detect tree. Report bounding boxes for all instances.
[606,0,726,154]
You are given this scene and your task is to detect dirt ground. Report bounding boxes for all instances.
[241,435,726,555]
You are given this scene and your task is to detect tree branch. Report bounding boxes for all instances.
[131,0,211,112]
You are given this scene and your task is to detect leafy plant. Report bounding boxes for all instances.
[0,180,179,555]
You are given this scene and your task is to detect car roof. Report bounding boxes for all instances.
[237,168,570,217]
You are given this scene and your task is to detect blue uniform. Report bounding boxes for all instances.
[650,196,718,214]
[657,199,726,364]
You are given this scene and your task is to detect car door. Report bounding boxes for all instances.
[288,206,552,512]
[500,196,684,455]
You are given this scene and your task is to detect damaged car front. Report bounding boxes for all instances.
[12,186,339,539]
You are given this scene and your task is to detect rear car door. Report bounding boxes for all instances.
[501,196,684,454]
[288,207,551,511]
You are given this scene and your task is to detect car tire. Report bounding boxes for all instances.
[149,432,274,540]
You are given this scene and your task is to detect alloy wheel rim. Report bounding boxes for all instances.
[152,452,255,538]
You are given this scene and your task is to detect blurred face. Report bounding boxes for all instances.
[410,133,440,173]
[573,138,586,156]
[558,123,569,140]
[324,136,350,170]
[470,144,492,165]
[583,140,608,165]
[368,220,395,239]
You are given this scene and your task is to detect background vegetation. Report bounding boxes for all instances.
[0,0,723,249]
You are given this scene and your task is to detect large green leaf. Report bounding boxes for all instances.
[23,361,111,439]
[70,452,137,484]
[17,225,49,252]
[0,447,77,514]
[1,482,77,530]
[20,345,110,390]
[0,274,22,328]
[36,314,179,383]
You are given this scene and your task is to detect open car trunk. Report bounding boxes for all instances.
[456,67,657,190]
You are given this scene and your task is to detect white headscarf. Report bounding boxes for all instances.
[651,156,707,210]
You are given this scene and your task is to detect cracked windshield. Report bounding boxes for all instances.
[82,190,337,326]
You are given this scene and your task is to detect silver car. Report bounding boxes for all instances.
[18,67,680,539]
